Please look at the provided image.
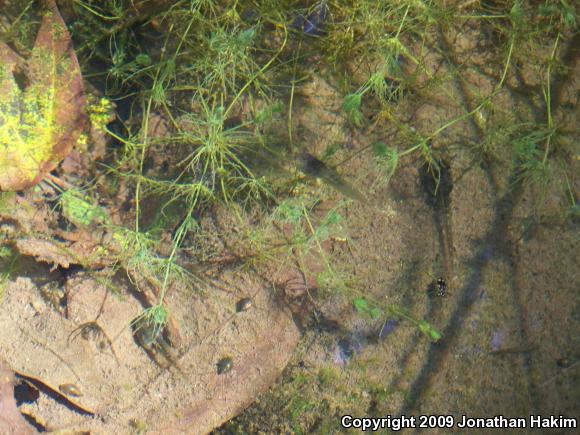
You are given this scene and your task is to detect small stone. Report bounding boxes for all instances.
[236,297,253,313]
[217,357,233,375]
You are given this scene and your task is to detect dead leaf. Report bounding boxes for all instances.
[14,238,77,269]
[14,235,114,270]
[0,0,87,191]
[0,359,38,434]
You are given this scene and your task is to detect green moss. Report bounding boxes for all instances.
[60,189,109,227]
[86,96,114,132]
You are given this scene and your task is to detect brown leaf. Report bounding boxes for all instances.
[14,237,77,270]
[0,360,38,434]
[31,0,87,166]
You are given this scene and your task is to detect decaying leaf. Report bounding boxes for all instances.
[14,237,78,269]
[0,360,38,434]
[0,0,87,191]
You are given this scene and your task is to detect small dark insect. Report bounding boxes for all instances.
[217,357,233,375]
[427,278,447,298]
[436,278,447,297]
[236,297,253,313]
[59,383,83,397]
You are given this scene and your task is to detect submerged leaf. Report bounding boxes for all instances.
[0,361,38,434]
[0,0,86,191]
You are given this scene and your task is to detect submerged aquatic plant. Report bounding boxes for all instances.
[173,99,269,207]
[341,69,404,127]
[195,25,262,95]
[352,297,442,343]
[511,126,556,190]
[372,142,399,186]
[342,92,365,127]
[131,304,168,345]
[353,297,381,319]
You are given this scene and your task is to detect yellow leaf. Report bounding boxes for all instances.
[0,0,86,191]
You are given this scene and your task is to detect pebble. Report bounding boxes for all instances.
[217,357,233,375]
